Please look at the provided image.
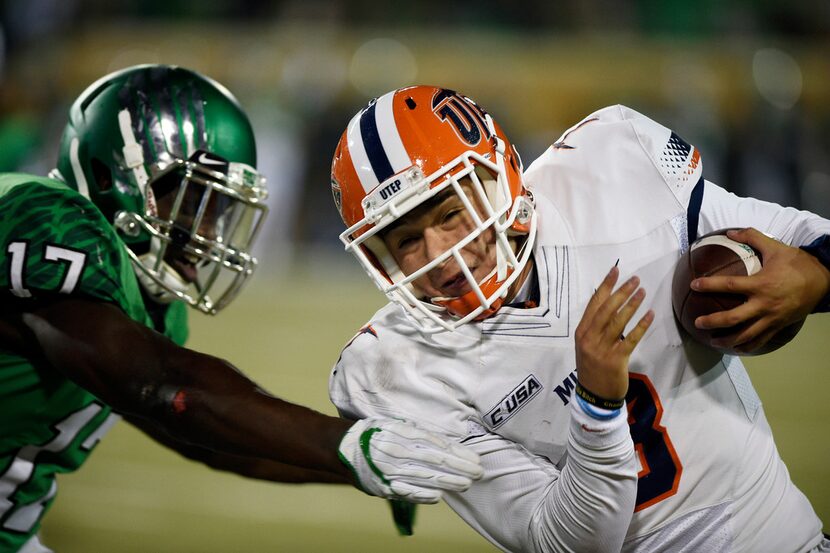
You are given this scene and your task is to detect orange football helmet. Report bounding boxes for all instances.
[331,86,537,332]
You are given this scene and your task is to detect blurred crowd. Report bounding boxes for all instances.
[1,0,828,268]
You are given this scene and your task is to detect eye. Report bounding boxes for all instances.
[396,235,419,250]
[440,207,466,229]
[443,208,463,221]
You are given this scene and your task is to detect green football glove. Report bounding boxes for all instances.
[338,418,483,504]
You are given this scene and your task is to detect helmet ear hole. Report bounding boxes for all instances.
[91,158,113,192]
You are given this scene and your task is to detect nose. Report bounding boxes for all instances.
[196,215,218,241]
[423,226,450,265]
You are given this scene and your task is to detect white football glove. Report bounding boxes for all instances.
[338,417,483,504]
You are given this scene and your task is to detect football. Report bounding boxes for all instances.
[671,229,804,355]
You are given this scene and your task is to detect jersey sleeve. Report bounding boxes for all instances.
[330,326,637,553]
[529,104,830,255]
[443,402,636,553]
[524,105,707,248]
[0,178,142,318]
[697,180,830,247]
[617,105,704,208]
[329,325,470,432]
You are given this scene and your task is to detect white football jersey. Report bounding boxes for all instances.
[330,105,830,553]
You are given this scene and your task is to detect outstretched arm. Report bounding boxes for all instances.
[7,297,352,474]
[124,413,349,484]
[0,296,481,501]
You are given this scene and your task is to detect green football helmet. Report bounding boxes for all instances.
[52,64,268,314]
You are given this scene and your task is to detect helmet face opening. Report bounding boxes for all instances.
[120,150,268,313]
[56,65,268,314]
[342,150,535,333]
[332,86,537,333]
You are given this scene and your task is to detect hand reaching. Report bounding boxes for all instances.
[338,417,483,504]
[575,266,654,401]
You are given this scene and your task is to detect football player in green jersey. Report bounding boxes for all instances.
[0,65,482,553]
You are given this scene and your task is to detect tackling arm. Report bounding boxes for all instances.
[125,414,348,484]
[2,296,353,479]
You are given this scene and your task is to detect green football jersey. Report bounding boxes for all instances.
[0,173,188,551]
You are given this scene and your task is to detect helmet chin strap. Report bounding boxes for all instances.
[117,109,150,194]
[483,114,512,285]
[496,228,509,280]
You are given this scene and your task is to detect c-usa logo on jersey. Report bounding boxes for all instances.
[484,375,543,429]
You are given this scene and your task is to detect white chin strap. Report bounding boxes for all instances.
[484,173,510,284]
[134,237,189,304]
[118,109,150,194]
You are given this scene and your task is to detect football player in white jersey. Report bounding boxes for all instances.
[327,86,830,553]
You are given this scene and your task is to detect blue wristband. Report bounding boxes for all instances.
[575,394,622,421]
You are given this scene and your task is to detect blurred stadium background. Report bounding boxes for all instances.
[1,0,828,550]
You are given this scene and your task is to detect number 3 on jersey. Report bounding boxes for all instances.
[6,241,87,297]
[626,373,682,511]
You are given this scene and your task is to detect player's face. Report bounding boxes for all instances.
[151,171,228,284]
[381,178,496,299]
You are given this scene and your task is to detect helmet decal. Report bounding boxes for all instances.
[359,99,395,185]
[68,137,90,199]
[176,80,208,157]
[431,89,491,146]
[346,91,412,193]
[117,73,209,166]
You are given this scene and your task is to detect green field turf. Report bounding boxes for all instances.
[40,266,829,552]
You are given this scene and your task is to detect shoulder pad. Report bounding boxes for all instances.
[614,105,703,202]
[0,177,145,320]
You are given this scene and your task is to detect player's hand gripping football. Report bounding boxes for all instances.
[575,266,654,401]
[691,228,830,353]
[338,418,484,504]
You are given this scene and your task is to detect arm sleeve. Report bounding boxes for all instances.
[698,182,830,313]
[697,180,830,248]
[443,401,636,553]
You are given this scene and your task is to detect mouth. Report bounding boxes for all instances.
[170,255,199,284]
[438,271,472,298]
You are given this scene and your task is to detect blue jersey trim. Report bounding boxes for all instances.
[801,234,830,313]
[687,176,705,244]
